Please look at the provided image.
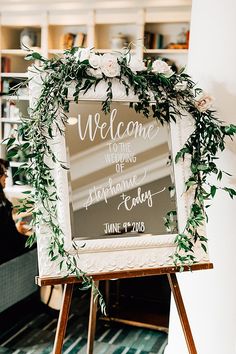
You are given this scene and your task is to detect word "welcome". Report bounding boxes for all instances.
[77,109,160,141]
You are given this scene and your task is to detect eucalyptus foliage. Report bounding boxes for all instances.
[5,47,236,305]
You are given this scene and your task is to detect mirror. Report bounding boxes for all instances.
[65,101,177,240]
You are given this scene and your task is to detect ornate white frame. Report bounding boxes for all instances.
[29,74,209,277]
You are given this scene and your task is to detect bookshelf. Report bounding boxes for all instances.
[0,0,192,195]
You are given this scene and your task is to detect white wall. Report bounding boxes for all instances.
[165,1,236,353]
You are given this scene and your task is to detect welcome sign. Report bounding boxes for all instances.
[67,102,175,240]
[28,74,211,277]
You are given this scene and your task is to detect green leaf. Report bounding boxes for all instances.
[210,185,217,198]
[224,124,236,135]
[178,67,186,75]
[51,255,59,261]
[25,52,43,61]
[7,149,18,158]
[201,243,207,253]
[185,179,197,188]
[217,170,222,181]
[175,147,189,163]
[60,164,69,170]
[6,137,16,147]
[224,187,236,199]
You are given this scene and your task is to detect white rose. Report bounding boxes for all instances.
[152,59,174,77]
[74,48,91,62]
[89,53,101,69]
[195,93,214,112]
[100,53,120,78]
[87,67,103,78]
[128,56,146,73]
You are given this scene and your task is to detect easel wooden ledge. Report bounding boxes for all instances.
[36,262,213,354]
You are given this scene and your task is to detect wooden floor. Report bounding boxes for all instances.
[0,289,168,354]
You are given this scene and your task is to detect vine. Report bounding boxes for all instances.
[5,47,236,307]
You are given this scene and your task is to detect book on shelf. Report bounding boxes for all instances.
[1,57,11,73]
[59,32,87,49]
[144,31,151,49]
[152,33,164,49]
[144,31,164,49]
[74,32,87,47]
[59,32,75,49]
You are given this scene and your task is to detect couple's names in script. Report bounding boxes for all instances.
[84,172,147,209]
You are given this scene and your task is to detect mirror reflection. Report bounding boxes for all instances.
[65,101,177,240]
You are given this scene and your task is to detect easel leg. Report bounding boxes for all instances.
[87,281,99,354]
[167,273,197,354]
[53,283,74,354]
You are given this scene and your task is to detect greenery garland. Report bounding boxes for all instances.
[6,47,236,310]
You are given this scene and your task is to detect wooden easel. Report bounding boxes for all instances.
[36,262,213,354]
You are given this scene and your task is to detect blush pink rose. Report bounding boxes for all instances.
[195,93,214,112]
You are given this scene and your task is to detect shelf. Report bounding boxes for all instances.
[0,118,21,123]
[47,48,186,55]
[1,55,31,74]
[1,49,27,56]
[48,48,135,55]
[1,95,29,101]
[1,72,28,78]
[94,48,114,53]
[48,49,65,54]
[0,5,191,153]
[1,26,41,51]
[145,49,188,54]
[0,47,42,57]
[94,48,135,54]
